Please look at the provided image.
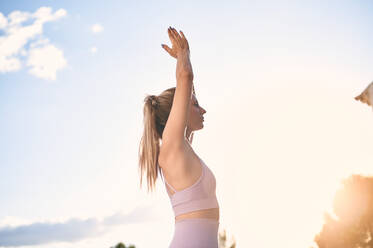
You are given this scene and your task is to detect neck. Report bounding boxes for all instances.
[185,127,194,144]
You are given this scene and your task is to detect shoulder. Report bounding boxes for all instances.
[158,140,185,168]
[158,140,192,175]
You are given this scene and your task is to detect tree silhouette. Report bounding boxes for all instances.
[314,175,373,248]
[110,242,136,248]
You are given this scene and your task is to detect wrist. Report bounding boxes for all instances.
[177,50,190,60]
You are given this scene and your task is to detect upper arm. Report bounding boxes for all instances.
[162,77,193,147]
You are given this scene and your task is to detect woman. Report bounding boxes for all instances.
[138,27,220,247]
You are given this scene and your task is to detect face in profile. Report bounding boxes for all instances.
[188,94,206,131]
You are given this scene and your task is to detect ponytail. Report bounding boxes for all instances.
[138,95,162,193]
[138,87,176,193]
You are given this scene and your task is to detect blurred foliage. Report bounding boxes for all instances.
[314,175,373,248]
[110,242,136,248]
[219,228,236,248]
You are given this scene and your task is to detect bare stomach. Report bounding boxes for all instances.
[175,208,219,223]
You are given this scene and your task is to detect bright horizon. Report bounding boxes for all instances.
[1,1,372,247]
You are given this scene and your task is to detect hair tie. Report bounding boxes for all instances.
[149,95,158,108]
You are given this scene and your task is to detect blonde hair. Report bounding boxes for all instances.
[138,87,176,193]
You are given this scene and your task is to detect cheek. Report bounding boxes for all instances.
[191,110,199,122]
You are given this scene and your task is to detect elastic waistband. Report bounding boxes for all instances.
[175,218,220,225]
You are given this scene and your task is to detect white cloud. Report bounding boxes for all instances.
[19,49,27,56]
[91,23,103,34]
[0,13,8,29]
[27,44,67,80]
[0,56,21,72]
[90,46,97,54]
[0,7,67,79]
[0,216,35,228]
[0,205,157,246]
[32,6,67,24]
[7,10,30,27]
[30,37,50,48]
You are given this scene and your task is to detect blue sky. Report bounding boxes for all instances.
[1,0,373,247]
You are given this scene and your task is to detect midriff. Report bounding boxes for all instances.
[175,207,219,223]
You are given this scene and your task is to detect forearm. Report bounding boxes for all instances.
[176,53,194,81]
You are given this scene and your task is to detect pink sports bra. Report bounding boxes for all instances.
[161,156,219,217]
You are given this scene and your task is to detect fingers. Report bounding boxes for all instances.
[161,44,171,53]
[180,30,186,39]
[180,30,190,49]
[167,27,176,45]
[161,44,177,58]
[170,27,182,47]
[167,28,178,47]
[355,93,371,106]
[167,26,188,46]
[361,94,368,104]
[163,26,189,58]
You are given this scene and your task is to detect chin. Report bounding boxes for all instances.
[193,123,204,131]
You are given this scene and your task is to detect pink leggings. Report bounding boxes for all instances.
[169,218,219,248]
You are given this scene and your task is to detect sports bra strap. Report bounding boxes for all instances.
[161,155,204,195]
[165,180,177,193]
[160,168,177,193]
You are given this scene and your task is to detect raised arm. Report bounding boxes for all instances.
[161,27,194,148]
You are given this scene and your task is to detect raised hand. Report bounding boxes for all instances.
[161,26,194,80]
[161,27,190,59]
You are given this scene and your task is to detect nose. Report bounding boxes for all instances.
[200,106,206,114]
